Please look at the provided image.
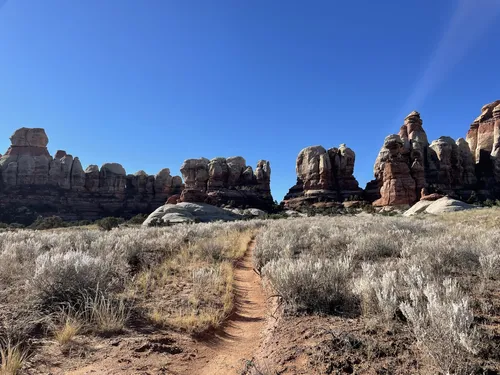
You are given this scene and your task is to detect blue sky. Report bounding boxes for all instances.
[1,0,499,201]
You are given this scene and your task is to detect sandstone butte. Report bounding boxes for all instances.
[0,128,274,223]
[1,100,499,222]
[283,100,500,209]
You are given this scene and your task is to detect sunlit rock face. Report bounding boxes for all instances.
[179,156,273,210]
[369,102,500,206]
[466,101,500,197]
[0,128,183,223]
[281,144,363,209]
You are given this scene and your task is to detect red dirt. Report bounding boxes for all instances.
[26,240,268,375]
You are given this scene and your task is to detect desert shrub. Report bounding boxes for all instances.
[479,251,500,280]
[355,263,400,321]
[348,232,402,261]
[29,216,67,230]
[73,220,91,227]
[127,214,148,225]
[0,340,29,375]
[265,213,289,220]
[400,278,479,374]
[53,311,82,346]
[96,217,124,231]
[263,254,353,313]
[192,267,220,298]
[7,223,25,229]
[30,250,121,308]
[147,217,170,227]
[81,291,129,335]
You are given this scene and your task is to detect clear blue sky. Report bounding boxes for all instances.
[1,0,499,201]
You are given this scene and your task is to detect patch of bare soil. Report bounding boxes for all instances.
[25,239,268,375]
[249,313,423,375]
[248,277,500,375]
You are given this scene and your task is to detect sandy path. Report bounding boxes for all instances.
[39,239,266,375]
[194,239,267,375]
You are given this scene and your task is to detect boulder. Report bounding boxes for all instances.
[424,197,475,214]
[402,200,434,216]
[142,202,244,225]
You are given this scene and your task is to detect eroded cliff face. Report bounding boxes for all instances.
[465,101,500,196]
[0,128,183,223]
[179,156,273,210]
[369,104,500,207]
[282,144,363,209]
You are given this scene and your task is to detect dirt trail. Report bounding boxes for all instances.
[193,239,267,375]
[32,239,267,375]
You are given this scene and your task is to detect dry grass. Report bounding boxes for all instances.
[0,219,263,371]
[253,210,500,373]
[133,228,255,333]
[54,316,82,346]
[0,340,28,375]
[3,208,498,373]
[81,292,129,335]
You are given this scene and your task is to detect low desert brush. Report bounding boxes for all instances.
[263,254,353,313]
[0,340,28,375]
[400,278,479,374]
[54,315,82,346]
[81,291,129,335]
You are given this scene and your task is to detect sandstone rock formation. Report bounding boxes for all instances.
[370,111,472,206]
[0,128,183,223]
[465,100,500,196]
[282,144,363,209]
[403,196,475,216]
[370,103,500,207]
[179,157,273,210]
[142,202,264,226]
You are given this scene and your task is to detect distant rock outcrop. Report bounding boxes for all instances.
[0,128,183,223]
[282,144,363,209]
[369,103,500,207]
[466,100,500,197]
[179,156,273,210]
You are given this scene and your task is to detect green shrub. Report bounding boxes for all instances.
[96,217,124,231]
[30,216,67,230]
[127,214,148,225]
[147,218,169,227]
[8,223,25,229]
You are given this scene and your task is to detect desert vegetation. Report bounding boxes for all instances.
[1,208,499,374]
[0,219,263,373]
[253,209,500,374]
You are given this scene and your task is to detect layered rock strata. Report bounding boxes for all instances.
[466,100,500,196]
[369,104,499,207]
[179,157,273,210]
[0,128,183,223]
[282,144,363,209]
